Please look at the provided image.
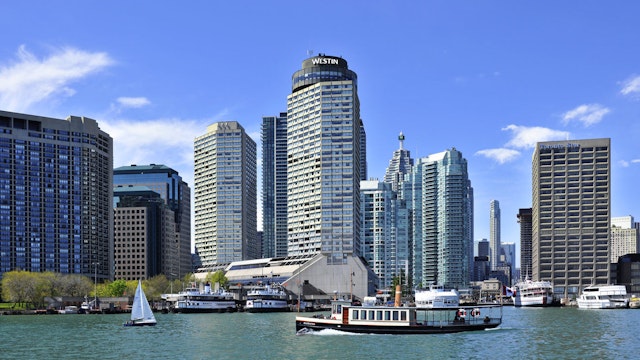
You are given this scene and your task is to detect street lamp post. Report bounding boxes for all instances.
[93,262,99,311]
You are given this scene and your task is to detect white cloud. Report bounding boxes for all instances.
[0,45,113,112]
[100,117,204,186]
[117,97,151,108]
[632,159,640,164]
[620,75,640,96]
[619,160,630,167]
[502,124,570,149]
[475,148,520,164]
[561,104,610,127]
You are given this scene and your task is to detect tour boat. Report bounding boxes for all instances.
[414,284,460,309]
[245,283,289,313]
[512,279,556,307]
[577,285,629,309]
[172,282,237,313]
[124,280,157,326]
[295,299,501,335]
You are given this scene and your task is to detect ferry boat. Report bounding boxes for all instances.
[414,284,460,309]
[245,284,289,313]
[577,285,629,309]
[512,279,556,307]
[295,299,501,335]
[172,282,237,313]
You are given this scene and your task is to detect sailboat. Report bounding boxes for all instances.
[124,280,157,327]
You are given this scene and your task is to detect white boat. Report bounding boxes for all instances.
[414,284,459,309]
[295,298,502,335]
[124,280,157,326]
[173,282,237,313]
[577,285,629,309]
[245,284,289,313]
[58,306,79,314]
[512,280,555,307]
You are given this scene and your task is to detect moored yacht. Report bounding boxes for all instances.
[577,285,629,309]
[414,284,460,309]
[245,283,289,312]
[173,282,237,313]
[512,280,556,307]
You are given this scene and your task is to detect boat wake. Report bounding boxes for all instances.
[297,328,364,336]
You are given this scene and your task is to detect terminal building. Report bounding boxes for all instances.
[195,254,378,303]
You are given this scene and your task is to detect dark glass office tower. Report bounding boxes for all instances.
[261,113,288,258]
[0,110,113,281]
[113,164,192,278]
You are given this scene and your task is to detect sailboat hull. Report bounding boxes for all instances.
[124,320,157,327]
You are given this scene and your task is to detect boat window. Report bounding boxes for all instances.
[352,309,359,320]
[392,311,399,321]
[401,311,407,321]
[385,311,391,321]
[376,310,383,320]
[369,310,375,320]
[361,310,367,319]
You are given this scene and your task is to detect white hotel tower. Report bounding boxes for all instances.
[286,54,364,264]
[194,121,258,268]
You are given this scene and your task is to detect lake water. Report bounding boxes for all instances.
[1,306,639,359]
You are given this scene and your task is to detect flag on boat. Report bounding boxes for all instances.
[502,285,515,296]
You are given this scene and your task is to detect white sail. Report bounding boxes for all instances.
[129,280,156,325]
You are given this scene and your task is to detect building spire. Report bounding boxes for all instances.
[399,132,405,150]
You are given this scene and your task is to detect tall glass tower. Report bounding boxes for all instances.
[0,110,113,280]
[384,132,414,192]
[194,121,257,267]
[400,148,473,289]
[113,164,192,278]
[286,54,363,264]
[490,200,501,270]
[532,138,610,298]
[261,113,288,258]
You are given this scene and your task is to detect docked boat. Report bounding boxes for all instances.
[577,285,629,309]
[58,306,79,314]
[173,282,237,313]
[124,280,157,326]
[295,299,501,335]
[414,284,459,309]
[512,279,556,307]
[245,283,289,313]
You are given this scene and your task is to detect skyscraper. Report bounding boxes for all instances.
[0,110,113,280]
[532,138,611,298]
[610,216,639,262]
[261,113,288,258]
[286,54,363,264]
[478,238,490,257]
[360,180,409,288]
[489,200,501,270]
[113,187,176,280]
[384,132,414,192]
[194,121,258,267]
[113,164,192,278]
[400,148,473,289]
[518,208,533,279]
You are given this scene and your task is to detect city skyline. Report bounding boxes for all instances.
[2,2,640,263]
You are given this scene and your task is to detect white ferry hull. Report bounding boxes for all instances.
[245,300,290,313]
[513,294,555,307]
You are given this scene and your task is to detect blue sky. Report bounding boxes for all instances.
[2,1,640,264]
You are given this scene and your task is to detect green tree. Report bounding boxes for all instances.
[106,279,129,297]
[145,275,169,300]
[205,270,228,289]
